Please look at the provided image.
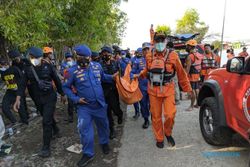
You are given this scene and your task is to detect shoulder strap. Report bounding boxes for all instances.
[164,49,171,62]
[30,66,40,83]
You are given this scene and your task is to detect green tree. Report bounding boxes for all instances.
[156,25,171,35]
[211,40,222,50]
[176,8,209,43]
[0,0,127,57]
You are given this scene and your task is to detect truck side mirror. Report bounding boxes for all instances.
[226,57,245,73]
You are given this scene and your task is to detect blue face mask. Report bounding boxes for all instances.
[155,42,166,52]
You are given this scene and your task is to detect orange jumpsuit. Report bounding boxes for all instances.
[141,50,192,142]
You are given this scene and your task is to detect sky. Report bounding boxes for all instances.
[120,0,250,50]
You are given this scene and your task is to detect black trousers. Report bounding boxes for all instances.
[35,92,58,148]
[27,85,40,112]
[2,91,29,124]
[104,87,123,130]
[67,97,75,117]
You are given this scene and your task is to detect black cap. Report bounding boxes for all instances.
[154,32,166,41]
[8,50,21,59]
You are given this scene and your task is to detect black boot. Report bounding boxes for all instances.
[52,126,62,139]
[156,141,164,149]
[166,135,175,147]
[109,128,116,140]
[38,146,51,158]
[101,144,110,155]
[142,119,149,129]
[77,154,95,167]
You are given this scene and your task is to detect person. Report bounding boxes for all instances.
[238,47,249,58]
[13,47,66,158]
[131,44,150,129]
[184,40,203,111]
[91,51,101,63]
[0,114,12,157]
[63,44,118,167]
[131,49,140,119]
[137,30,193,148]
[200,44,220,82]
[43,47,54,64]
[60,52,77,123]
[99,46,123,139]
[117,50,131,114]
[112,45,122,61]
[227,49,234,60]
[1,50,29,125]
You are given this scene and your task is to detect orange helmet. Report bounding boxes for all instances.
[186,39,197,46]
[43,47,53,54]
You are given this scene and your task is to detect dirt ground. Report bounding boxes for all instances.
[0,101,124,167]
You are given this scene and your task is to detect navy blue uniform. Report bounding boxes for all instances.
[63,62,113,157]
[131,56,150,120]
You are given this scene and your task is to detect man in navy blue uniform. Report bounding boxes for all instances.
[60,52,77,123]
[91,51,101,63]
[131,43,150,129]
[63,44,118,167]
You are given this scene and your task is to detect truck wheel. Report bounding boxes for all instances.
[199,97,233,146]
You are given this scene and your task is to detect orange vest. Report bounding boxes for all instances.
[189,53,203,82]
[201,53,219,76]
[142,50,192,97]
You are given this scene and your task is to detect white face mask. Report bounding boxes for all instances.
[30,58,42,66]
[67,61,74,67]
[0,67,8,71]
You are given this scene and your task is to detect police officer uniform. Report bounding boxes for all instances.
[60,52,76,122]
[1,50,29,125]
[131,46,150,128]
[63,44,114,167]
[91,51,101,63]
[100,46,123,139]
[15,47,65,157]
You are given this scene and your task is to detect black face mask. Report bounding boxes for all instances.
[103,55,111,62]
[77,57,90,68]
[185,48,191,53]
[12,57,23,67]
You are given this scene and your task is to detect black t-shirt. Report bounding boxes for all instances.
[1,66,23,94]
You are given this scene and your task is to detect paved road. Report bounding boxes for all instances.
[118,100,250,167]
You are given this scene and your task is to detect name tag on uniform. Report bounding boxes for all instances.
[77,74,84,78]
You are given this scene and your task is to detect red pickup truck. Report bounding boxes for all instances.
[198,56,250,145]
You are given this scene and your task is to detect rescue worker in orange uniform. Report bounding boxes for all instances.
[137,31,193,148]
[238,47,249,58]
[184,40,203,111]
[200,44,220,82]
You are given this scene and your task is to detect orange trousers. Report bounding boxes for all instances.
[149,94,176,142]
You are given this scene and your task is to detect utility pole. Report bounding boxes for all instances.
[220,0,227,60]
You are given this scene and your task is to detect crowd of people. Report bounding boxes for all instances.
[0,25,248,167]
